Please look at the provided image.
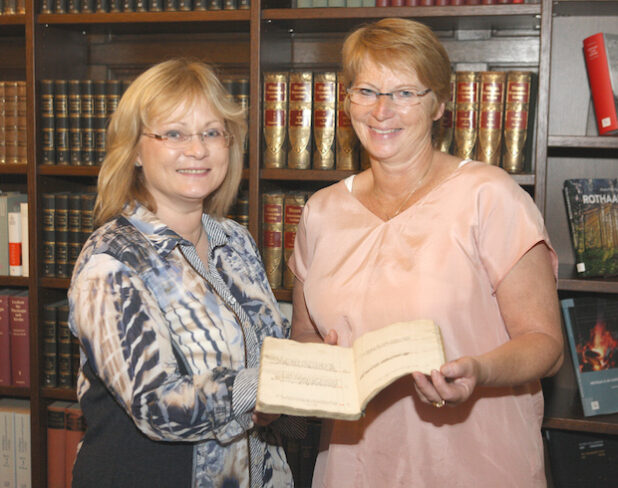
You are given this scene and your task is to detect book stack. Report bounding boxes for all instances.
[0,289,30,388]
[0,191,28,277]
[0,81,27,165]
[263,71,360,171]
[47,401,86,488]
[42,191,96,279]
[0,399,30,488]
[40,0,249,13]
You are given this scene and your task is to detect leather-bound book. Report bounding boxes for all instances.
[335,72,359,170]
[477,71,505,165]
[502,71,532,173]
[283,192,307,289]
[312,72,337,170]
[262,191,285,290]
[287,71,313,169]
[453,71,479,160]
[263,72,288,169]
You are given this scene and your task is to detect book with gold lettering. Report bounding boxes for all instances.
[312,72,337,170]
[263,72,288,169]
[256,320,446,420]
[502,71,532,174]
[453,71,479,160]
[477,71,506,166]
[288,71,313,169]
[335,72,359,170]
[434,72,456,154]
[282,192,307,290]
[262,191,285,289]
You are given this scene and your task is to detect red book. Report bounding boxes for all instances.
[47,401,73,488]
[8,290,29,387]
[65,403,86,488]
[450,0,465,5]
[465,0,480,4]
[405,0,420,4]
[482,0,497,4]
[391,0,404,5]
[420,0,435,4]
[0,290,12,385]
[583,32,618,136]
[376,0,389,5]
[435,0,450,5]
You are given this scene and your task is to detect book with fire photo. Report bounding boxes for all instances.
[560,297,618,417]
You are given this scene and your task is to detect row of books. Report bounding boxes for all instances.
[42,299,81,390]
[47,401,86,488]
[0,0,25,15]
[0,289,30,388]
[0,191,28,278]
[435,70,534,173]
[0,81,27,166]
[261,190,310,290]
[40,0,249,13]
[293,0,535,6]
[42,192,96,279]
[41,79,129,167]
[0,399,30,488]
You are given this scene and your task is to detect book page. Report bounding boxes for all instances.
[353,321,446,412]
[256,338,362,420]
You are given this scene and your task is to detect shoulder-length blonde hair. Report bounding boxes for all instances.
[95,58,247,226]
[341,18,452,116]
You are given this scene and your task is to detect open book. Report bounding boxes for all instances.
[256,320,446,421]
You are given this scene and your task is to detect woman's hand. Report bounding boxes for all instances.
[411,356,480,407]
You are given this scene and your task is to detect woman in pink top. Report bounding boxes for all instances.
[288,18,563,487]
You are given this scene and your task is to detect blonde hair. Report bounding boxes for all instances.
[341,18,452,115]
[95,58,247,226]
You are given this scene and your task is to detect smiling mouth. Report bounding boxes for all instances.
[371,127,400,135]
[177,168,209,174]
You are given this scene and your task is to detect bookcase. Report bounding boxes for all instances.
[0,1,617,486]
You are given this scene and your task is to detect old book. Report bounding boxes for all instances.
[434,72,456,154]
[563,178,618,278]
[41,79,56,165]
[256,320,446,420]
[42,301,60,388]
[68,80,82,166]
[93,80,107,165]
[16,81,26,165]
[54,80,70,166]
[453,71,479,160]
[47,401,73,488]
[55,192,69,279]
[80,192,96,245]
[3,81,19,165]
[8,206,23,276]
[0,83,5,165]
[67,0,80,13]
[223,0,237,8]
[0,399,17,486]
[263,72,288,169]
[583,33,618,136]
[283,192,307,290]
[20,201,28,277]
[477,71,506,165]
[80,80,95,166]
[335,72,359,170]
[106,80,122,120]
[65,403,86,488]
[42,193,57,278]
[1,193,27,277]
[0,289,13,386]
[57,302,72,389]
[10,400,30,488]
[312,72,337,170]
[560,297,618,417]
[9,290,29,387]
[68,193,82,274]
[502,71,532,173]
[287,71,313,170]
[207,0,223,9]
[262,191,285,290]
[232,77,250,168]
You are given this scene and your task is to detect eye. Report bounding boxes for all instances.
[396,89,415,99]
[163,129,185,141]
[204,128,225,139]
[358,88,376,97]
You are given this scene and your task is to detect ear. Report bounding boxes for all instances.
[432,101,446,121]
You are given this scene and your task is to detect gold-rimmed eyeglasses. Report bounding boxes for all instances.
[347,87,432,107]
[142,128,232,149]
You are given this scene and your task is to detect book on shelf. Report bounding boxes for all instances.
[80,80,95,166]
[312,72,337,170]
[560,296,618,417]
[502,71,532,174]
[0,399,30,488]
[282,192,308,290]
[453,71,479,161]
[287,71,313,170]
[54,80,70,166]
[563,178,618,278]
[20,201,28,277]
[434,72,456,154]
[0,83,5,165]
[16,81,26,165]
[55,192,70,279]
[9,290,30,388]
[263,72,288,169]
[583,32,618,136]
[65,403,86,488]
[477,71,506,166]
[57,302,73,389]
[42,300,61,388]
[261,191,285,290]
[256,320,446,420]
[47,401,75,488]
[336,72,359,170]
[0,399,17,488]
[42,193,57,278]
[2,81,20,165]
[0,192,27,277]
[41,80,56,165]
[68,80,82,166]
[0,289,14,386]
[94,80,108,166]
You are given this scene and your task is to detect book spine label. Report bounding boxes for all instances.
[336,72,359,170]
[502,71,531,173]
[287,72,313,170]
[283,192,307,289]
[453,71,479,160]
[477,71,505,166]
[312,72,337,170]
[263,72,288,169]
[0,295,10,386]
[434,72,456,154]
[262,192,285,289]
[9,294,30,387]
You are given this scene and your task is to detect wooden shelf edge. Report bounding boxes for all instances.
[38,165,100,177]
[548,135,618,149]
[37,10,251,25]
[41,387,78,401]
[557,263,618,293]
[0,386,30,398]
[0,163,28,174]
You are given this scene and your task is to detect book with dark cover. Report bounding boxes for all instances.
[177,0,191,10]
[95,0,109,10]
[106,80,122,120]
[67,0,80,12]
[68,80,82,166]
[238,0,249,8]
[68,193,82,274]
[0,289,14,386]
[65,403,86,488]
[223,0,237,9]
[233,77,250,167]
[560,296,618,417]
[41,79,56,165]
[80,80,95,167]
[42,193,57,278]
[207,0,222,9]
[47,401,72,488]
[16,81,26,165]
[41,0,54,13]
[81,0,95,11]
[80,192,96,245]
[54,80,70,166]
[3,82,19,165]
[148,0,163,9]
[8,290,29,387]
[42,300,60,388]
[54,192,69,279]
[93,80,107,166]
[0,83,5,165]
[583,33,618,136]
[71,335,80,387]
[57,302,72,389]
[563,178,618,278]
[54,0,67,12]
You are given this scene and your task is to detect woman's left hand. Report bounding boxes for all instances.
[252,411,280,426]
[411,356,480,407]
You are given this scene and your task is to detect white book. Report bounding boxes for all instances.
[8,211,22,277]
[0,400,17,488]
[12,402,30,488]
[19,203,28,278]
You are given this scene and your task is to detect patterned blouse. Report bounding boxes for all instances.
[68,204,294,487]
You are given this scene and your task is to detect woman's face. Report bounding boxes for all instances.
[136,98,229,214]
[349,59,442,166]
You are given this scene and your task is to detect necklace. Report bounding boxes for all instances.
[387,155,434,220]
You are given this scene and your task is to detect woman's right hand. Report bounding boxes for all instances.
[322,329,338,346]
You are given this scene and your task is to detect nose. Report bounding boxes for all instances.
[184,134,209,157]
[371,94,395,119]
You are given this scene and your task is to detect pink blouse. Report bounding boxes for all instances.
[289,160,558,488]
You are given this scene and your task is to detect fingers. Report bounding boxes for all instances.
[323,329,338,346]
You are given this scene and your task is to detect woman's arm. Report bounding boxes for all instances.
[291,278,337,345]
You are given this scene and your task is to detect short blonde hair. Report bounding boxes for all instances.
[342,18,452,114]
[95,58,247,226]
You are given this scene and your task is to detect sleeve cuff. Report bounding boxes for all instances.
[232,367,259,430]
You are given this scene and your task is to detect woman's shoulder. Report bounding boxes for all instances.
[305,179,350,209]
[455,159,522,192]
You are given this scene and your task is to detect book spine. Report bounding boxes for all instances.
[54,192,69,279]
[233,77,250,167]
[4,82,19,164]
[207,0,222,9]
[42,193,57,278]
[223,0,237,9]
[287,71,313,170]
[16,82,26,165]
[13,404,31,488]
[71,335,80,387]
[81,0,95,12]
[8,210,22,276]
[0,195,8,276]
[68,80,82,166]
[0,293,10,386]
[453,71,479,160]
[54,0,67,12]
[238,0,249,8]
[42,302,59,388]
[502,71,531,173]
[583,33,618,136]
[312,72,337,170]
[80,193,96,246]
[94,80,107,166]
[283,192,307,290]
[67,0,80,12]
[57,303,72,389]
[336,72,359,170]
[262,72,288,169]
[434,72,456,154]
[41,0,54,13]
[20,202,28,278]
[65,404,86,488]
[477,71,506,165]
[80,80,95,167]
[54,80,70,166]
[0,401,16,485]
[262,191,285,290]
[0,83,5,165]
[9,292,29,387]
[41,80,56,165]
[234,191,249,229]
[193,0,208,9]
[47,402,68,488]
[68,193,82,275]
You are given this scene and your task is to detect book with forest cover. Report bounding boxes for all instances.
[560,297,618,417]
[256,320,446,420]
[563,178,618,278]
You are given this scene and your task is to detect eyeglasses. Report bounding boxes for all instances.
[142,128,232,149]
[347,87,432,107]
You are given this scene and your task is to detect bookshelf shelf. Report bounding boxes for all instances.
[38,165,99,177]
[548,135,618,149]
[0,386,30,398]
[41,387,77,402]
[0,164,28,174]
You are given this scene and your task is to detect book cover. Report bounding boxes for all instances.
[502,71,532,173]
[335,72,359,170]
[79,193,96,246]
[312,72,337,170]
[0,399,17,488]
[68,193,82,275]
[283,192,307,290]
[93,80,107,166]
[54,80,69,166]
[256,320,446,420]
[0,192,27,277]
[54,192,69,279]
[40,80,56,165]
[560,297,618,417]
[0,83,5,165]
[262,72,288,169]
[583,33,618,136]
[16,82,26,165]
[262,191,285,290]
[8,207,22,277]
[42,193,56,278]
[453,71,479,160]
[80,80,95,167]
[9,290,29,387]
[65,403,86,488]
[563,178,618,278]
[12,400,30,488]
[20,202,28,278]
[47,402,72,488]
[287,71,313,170]
[0,289,14,386]
[3,82,19,165]
[57,302,72,389]
[68,80,82,166]
[42,300,62,388]
[477,71,506,166]
[434,72,456,154]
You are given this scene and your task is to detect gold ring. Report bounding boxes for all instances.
[432,400,445,408]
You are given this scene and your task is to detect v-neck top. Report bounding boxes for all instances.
[288,160,557,488]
